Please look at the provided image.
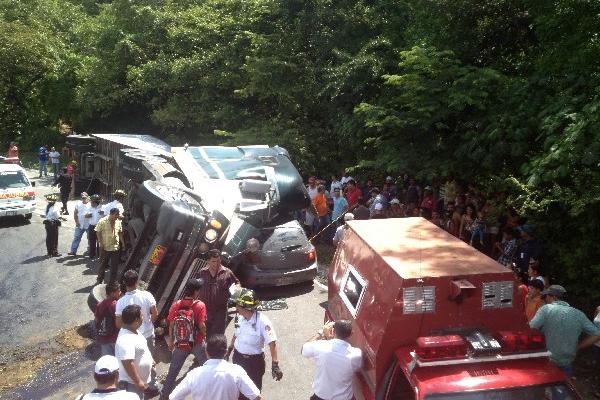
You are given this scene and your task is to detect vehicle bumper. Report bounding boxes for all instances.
[243,260,318,287]
[0,201,35,217]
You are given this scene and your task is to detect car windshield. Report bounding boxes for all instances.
[425,384,578,400]
[0,171,29,189]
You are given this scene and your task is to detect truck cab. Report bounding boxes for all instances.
[327,217,581,400]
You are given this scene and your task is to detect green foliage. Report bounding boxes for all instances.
[2,0,600,302]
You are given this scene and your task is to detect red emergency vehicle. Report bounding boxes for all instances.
[327,217,581,400]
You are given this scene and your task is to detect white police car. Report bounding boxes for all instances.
[0,161,36,219]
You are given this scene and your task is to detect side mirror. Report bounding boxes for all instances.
[31,181,36,187]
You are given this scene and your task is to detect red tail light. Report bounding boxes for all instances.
[495,330,546,354]
[306,248,316,263]
[415,335,468,361]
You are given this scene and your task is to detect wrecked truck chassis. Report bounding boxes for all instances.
[76,134,316,321]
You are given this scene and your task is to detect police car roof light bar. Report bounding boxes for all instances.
[415,335,468,361]
[408,350,552,374]
[495,330,546,354]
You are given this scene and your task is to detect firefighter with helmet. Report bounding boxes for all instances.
[227,288,283,397]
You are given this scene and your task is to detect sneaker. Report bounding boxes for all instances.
[67,252,76,256]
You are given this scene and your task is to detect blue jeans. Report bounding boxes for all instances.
[39,161,47,177]
[161,341,207,399]
[52,163,59,178]
[100,343,115,356]
[70,226,88,254]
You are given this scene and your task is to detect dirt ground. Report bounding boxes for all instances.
[0,325,92,394]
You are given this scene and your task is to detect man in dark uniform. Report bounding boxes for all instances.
[197,249,240,337]
[52,167,72,215]
[226,289,283,398]
[43,194,61,257]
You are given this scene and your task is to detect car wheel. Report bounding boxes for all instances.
[24,213,32,220]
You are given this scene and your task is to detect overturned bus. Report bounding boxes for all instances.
[69,134,317,320]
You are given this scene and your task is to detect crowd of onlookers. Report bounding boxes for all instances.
[301,172,541,273]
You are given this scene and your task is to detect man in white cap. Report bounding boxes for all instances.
[80,355,139,399]
[333,213,354,247]
[69,192,91,256]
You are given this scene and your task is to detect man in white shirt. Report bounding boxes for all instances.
[103,189,126,218]
[333,213,353,247]
[115,305,154,399]
[115,270,159,394]
[81,355,139,399]
[227,288,283,395]
[48,146,61,178]
[340,171,354,187]
[302,320,363,400]
[68,192,91,256]
[87,194,103,259]
[170,334,261,400]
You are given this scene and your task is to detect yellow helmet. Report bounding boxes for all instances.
[46,194,59,202]
[236,288,259,310]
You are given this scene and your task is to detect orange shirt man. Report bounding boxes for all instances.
[525,279,544,322]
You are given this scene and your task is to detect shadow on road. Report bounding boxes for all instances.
[21,255,49,264]
[63,258,91,266]
[0,216,30,229]
[255,281,314,300]
[74,285,96,294]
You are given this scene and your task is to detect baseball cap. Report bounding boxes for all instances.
[390,198,400,205]
[343,213,354,221]
[385,176,393,181]
[81,192,89,198]
[94,355,119,375]
[541,285,566,297]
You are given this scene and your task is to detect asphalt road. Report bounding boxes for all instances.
[0,172,329,399]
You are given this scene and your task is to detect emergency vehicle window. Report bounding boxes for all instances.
[341,268,366,316]
[424,383,576,400]
[0,171,28,189]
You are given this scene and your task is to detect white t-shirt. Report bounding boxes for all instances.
[75,201,91,228]
[49,151,61,164]
[103,200,124,216]
[115,328,153,385]
[115,290,157,338]
[307,185,319,200]
[302,338,363,400]
[333,225,345,246]
[89,205,102,226]
[80,389,139,399]
[330,180,342,193]
[340,176,354,185]
[45,204,61,221]
[233,312,277,355]
[169,359,260,400]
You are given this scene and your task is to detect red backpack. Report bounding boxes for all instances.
[173,300,197,350]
